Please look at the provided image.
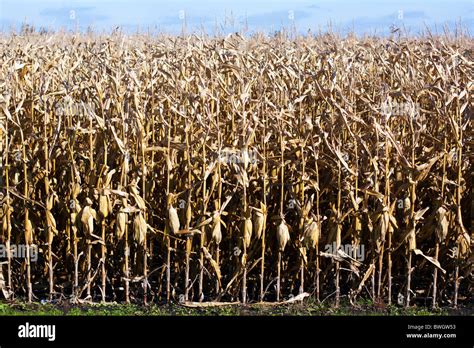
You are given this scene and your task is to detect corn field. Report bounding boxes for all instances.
[0,32,472,308]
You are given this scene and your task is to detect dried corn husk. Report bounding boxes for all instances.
[277,220,290,251]
[116,211,127,240]
[80,206,96,236]
[46,194,54,211]
[435,206,449,243]
[253,203,266,240]
[45,210,57,243]
[303,219,320,249]
[403,197,411,213]
[211,215,222,245]
[407,227,416,251]
[2,204,12,236]
[375,209,389,250]
[134,212,147,246]
[185,201,192,227]
[25,211,33,245]
[99,194,110,218]
[168,205,180,235]
[243,218,253,248]
[458,231,470,257]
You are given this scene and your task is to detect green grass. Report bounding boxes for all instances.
[0,299,455,316]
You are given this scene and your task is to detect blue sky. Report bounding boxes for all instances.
[0,0,472,35]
